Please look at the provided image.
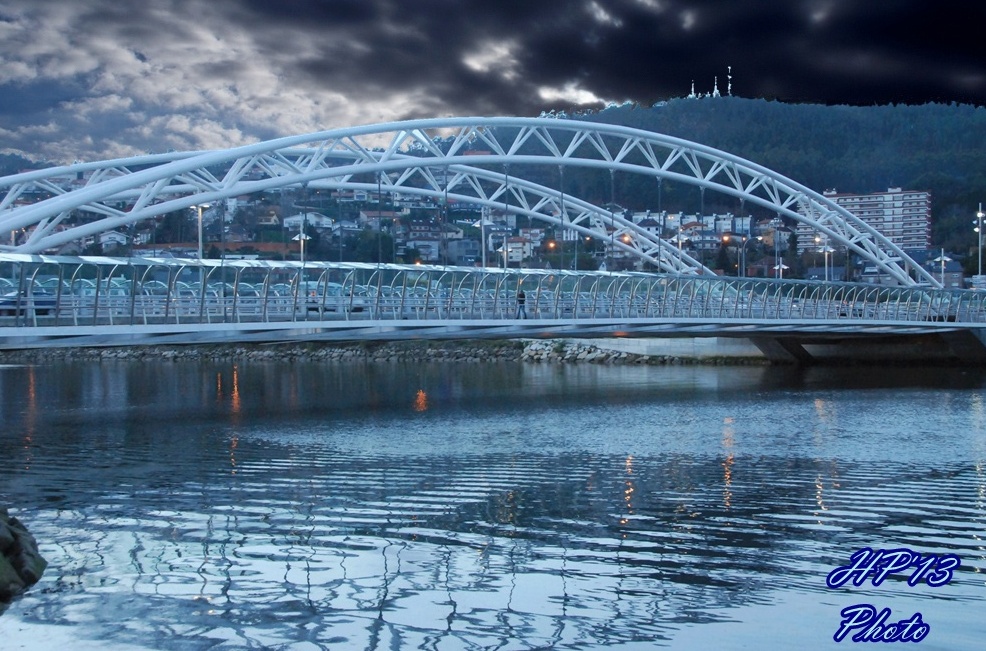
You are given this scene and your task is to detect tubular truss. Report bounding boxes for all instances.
[0,117,938,285]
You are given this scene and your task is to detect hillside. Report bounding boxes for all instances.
[580,97,986,252]
[4,99,986,254]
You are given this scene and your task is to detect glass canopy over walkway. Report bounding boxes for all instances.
[1,254,983,350]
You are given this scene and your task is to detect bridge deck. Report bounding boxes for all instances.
[1,254,984,351]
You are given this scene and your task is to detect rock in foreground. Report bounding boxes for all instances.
[0,508,47,602]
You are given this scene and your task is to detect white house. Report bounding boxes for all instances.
[282,212,334,232]
[406,237,441,262]
[98,230,129,248]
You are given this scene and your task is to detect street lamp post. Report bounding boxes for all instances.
[722,233,761,277]
[674,232,689,274]
[814,236,822,280]
[193,203,210,292]
[739,235,762,278]
[721,234,734,274]
[975,202,984,279]
[292,232,311,265]
[558,235,564,272]
[770,218,787,279]
[932,249,951,287]
[774,236,780,277]
[473,211,489,268]
[815,236,835,282]
[481,219,487,268]
[194,203,210,260]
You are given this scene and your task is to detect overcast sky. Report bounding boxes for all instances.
[1,0,983,163]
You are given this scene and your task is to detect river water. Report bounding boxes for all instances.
[0,358,984,650]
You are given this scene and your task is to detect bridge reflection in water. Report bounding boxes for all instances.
[2,361,984,649]
[2,253,986,350]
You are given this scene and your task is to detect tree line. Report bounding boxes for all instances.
[578,97,986,256]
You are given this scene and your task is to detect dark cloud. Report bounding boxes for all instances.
[260,0,378,23]
[0,0,982,161]
[0,79,86,117]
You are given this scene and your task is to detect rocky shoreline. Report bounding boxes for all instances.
[0,339,767,365]
[0,509,47,604]
[521,340,765,365]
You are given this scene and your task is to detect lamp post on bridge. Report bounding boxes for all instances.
[473,213,488,269]
[292,232,311,265]
[723,233,761,277]
[740,235,762,278]
[815,235,835,282]
[193,203,211,260]
[770,218,787,279]
[932,249,951,287]
[192,203,211,293]
[974,203,984,286]
[673,232,689,274]
[720,234,736,275]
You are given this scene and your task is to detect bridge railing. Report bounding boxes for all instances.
[1,254,985,329]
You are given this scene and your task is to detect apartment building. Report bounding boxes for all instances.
[797,187,931,253]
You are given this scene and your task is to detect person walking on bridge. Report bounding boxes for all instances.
[516,287,527,319]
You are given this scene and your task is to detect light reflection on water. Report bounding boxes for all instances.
[0,360,985,650]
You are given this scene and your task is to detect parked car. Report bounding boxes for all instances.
[0,289,58,316]
[298,281,368,315]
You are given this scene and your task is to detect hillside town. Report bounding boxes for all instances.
[6,166,979,289]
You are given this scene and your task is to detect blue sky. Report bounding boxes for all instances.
[0,0,983,163]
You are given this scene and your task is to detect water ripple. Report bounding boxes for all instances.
[2,361,985,649]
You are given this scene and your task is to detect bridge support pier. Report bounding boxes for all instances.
[939,329,986,363]
[749,337,814,365]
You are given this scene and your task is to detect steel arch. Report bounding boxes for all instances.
[0,148,710,274]
[0,116,937,285]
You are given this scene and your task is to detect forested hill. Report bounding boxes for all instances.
[3,99,985,251]
[581,97,986,250]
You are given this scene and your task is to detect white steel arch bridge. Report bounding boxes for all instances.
[4,117,985,361]
[0,116,941,286]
